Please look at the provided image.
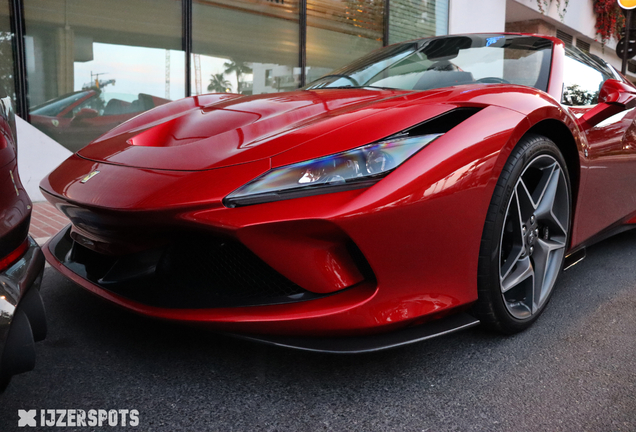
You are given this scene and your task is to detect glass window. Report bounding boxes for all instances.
[30,91,93,117]
[25,0,185,152]
[0,3,15,101]
[389,0,448,44]
[306,35,553,93]
[562,46,613,106]
[192,0,300,96]
[306,0,385,83]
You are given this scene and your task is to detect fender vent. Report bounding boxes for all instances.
[394,107,482,138]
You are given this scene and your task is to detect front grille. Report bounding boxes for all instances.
[52,227,326,308]
[159,238,307,302]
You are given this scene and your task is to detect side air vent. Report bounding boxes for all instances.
[394,107,483,138]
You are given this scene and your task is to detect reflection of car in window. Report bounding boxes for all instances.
[30,91,93,117]
[30,90,171,152]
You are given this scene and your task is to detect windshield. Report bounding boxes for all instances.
[305,35,553,93]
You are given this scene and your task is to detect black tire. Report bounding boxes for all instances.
[473,134,572,334]
[0,375,9,393]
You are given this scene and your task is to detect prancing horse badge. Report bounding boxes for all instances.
[80,170,100,184]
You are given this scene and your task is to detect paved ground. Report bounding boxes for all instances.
[29,202,68,244]
[1,230,636,431]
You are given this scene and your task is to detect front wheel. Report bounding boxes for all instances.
[473,135,571,333]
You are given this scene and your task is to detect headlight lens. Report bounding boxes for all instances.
[224,133,442,207]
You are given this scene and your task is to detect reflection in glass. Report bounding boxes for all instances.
[0,3,14,101]
[389,0,448,44]
[25,0,185,151]
[192,1,299,96]
[562,46,613,106]
[306,0,385,83]
[563,84,597,106]
[207,73,232,93]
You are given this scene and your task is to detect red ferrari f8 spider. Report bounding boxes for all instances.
[41,34,636,352]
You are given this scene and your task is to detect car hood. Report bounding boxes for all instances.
[77,89,417,171]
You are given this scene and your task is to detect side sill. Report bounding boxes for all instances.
[564,247,586,271]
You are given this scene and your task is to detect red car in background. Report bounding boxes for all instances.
[30,90,170,152]
[40,34,636,353]
[0,97,46,389]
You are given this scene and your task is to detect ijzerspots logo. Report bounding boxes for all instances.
[18,409,139,428]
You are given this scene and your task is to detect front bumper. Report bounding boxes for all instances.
[43,225,381,336]
[44,225,481,349]
[0,237,46,388]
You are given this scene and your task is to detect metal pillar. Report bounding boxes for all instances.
[9,0,28,120]
[183,0,192,97]
[622,10,633,75]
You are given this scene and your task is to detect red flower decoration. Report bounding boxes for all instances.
[594,0,625,45]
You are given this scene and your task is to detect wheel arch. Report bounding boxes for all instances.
[474,131,575,333]
[523,119,581,218]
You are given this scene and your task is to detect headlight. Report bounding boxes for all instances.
[224,133,442,207]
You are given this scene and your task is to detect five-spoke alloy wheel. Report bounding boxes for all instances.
[474,135,571,333]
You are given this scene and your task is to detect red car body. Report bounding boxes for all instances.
[39,34,636,351]
[0,98,46,387]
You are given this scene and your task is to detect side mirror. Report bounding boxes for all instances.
[598,79,636,107]
[72,108,99,123]
[578,79,636,130]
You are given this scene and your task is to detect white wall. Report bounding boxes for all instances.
[449,0,507,34]
[507,0,635,79]
[510,0,599,41]
[16,116,72,202]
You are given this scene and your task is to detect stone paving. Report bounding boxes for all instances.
[29,201,69,244]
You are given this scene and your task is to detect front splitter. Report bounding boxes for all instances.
[225,312,480,354]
